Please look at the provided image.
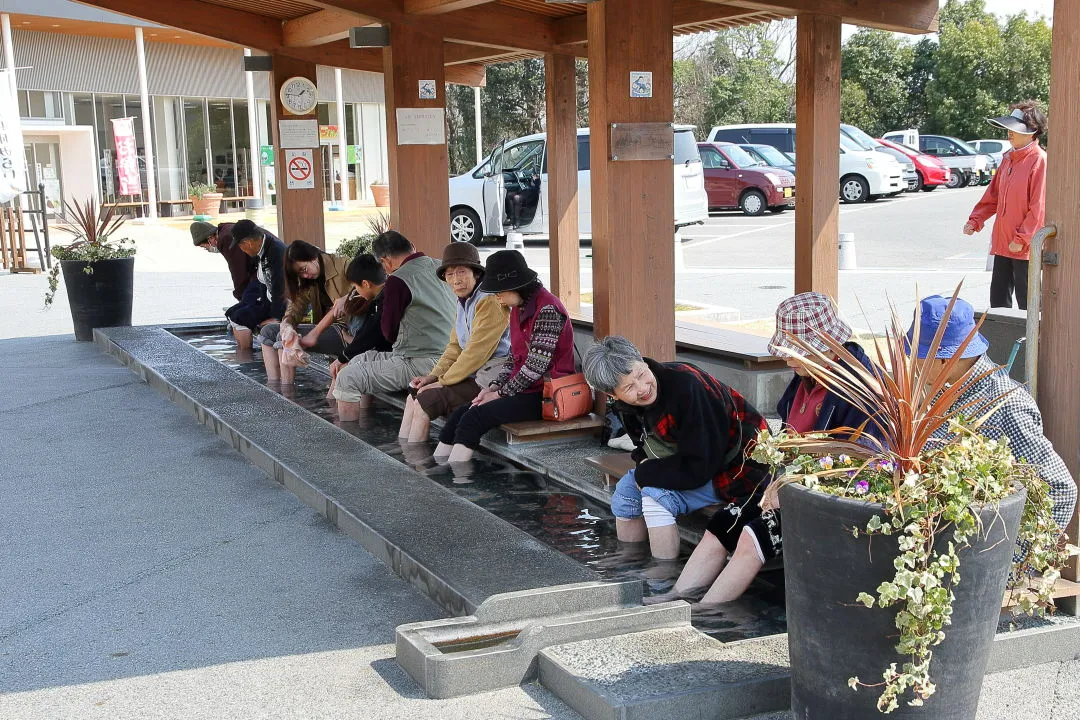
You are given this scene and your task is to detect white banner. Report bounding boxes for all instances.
[0,72,28,204]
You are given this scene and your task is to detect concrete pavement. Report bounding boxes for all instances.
[0,335,579,720]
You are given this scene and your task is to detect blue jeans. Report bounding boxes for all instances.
[611,469,720,520]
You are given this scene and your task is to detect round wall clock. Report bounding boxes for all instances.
[279,76,318,115]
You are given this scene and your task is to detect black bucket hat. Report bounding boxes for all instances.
[437,242,485,281]
[479,250,538,293]
[987,108,1037,135]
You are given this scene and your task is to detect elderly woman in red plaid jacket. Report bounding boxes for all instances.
[582,336,772,566]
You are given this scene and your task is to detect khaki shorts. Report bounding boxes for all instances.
[333,351,437,402]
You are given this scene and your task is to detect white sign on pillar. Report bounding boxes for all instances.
[284,148,315,190]
[0,70,27,204]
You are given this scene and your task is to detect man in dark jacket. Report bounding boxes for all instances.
[190,220,255,301]
[223,219,286,346]
[582,336,770,562]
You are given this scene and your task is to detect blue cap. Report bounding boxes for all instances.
[906,295,990,360]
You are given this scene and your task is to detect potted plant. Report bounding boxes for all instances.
[369,178,390,208]
[334,211,391,258]
[753,289,1074,718]
[188,181,223,218]
[44,198,136,342]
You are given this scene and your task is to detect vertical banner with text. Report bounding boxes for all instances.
[111,117,141,196]
[0,71,28,204]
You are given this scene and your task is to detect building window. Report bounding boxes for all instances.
[233,100,253,197]
[183,98,209,187]
[24,91,65,120]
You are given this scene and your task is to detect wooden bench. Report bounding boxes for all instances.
[221,195,257,212]
[585,452,636,487]
[501,413,604,445]
[107,200,149,218]
[159,199,193,217]
[1002,577,1080,611]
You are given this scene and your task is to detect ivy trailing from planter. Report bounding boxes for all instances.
[753,286,1076,713]
[44,198,136,309]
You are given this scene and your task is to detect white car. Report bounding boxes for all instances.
[708,123,904,203]
[448,126,709,244]
[968,139,1007,165]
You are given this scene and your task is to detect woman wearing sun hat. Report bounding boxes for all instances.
[433,249,576,463]
[963,100,1048,310]
[398,242,511,442]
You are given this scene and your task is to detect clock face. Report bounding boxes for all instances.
[280,77,318,115]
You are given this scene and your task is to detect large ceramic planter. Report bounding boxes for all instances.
[61,257,135,342]
[370,183,390,208]
[780,482,1025,720]
[190,192,223,218]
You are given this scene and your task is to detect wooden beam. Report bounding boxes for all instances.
[588,0,676,361]
[382,25,451,257]
[545,52,580,315]
[315,0,557,53]
[713,0,938,34]
[793,13,840,297]
[405,0,494,14]
[280,40,485,86]
[269,53,325,249]
[556,0,759,47]
[283,9,377,47]
[1039,0,1080,602]
[71,0,282,49]
[443,42,526,65]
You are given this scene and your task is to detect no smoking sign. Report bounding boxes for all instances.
[284,148,315,189]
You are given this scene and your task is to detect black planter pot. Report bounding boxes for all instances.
[60,257,134,342]
[780,482,1026,720]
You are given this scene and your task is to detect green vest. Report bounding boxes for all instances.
[392,255,456,358]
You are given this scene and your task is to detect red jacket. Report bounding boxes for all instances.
[968,141,1047,261]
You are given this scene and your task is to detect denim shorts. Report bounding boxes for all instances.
[610,468,720,519]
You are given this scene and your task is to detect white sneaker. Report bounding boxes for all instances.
[607,433,636,452]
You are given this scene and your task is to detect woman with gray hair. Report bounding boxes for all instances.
[584,336,770,560]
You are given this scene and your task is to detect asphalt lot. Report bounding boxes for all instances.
[499,184,996,332]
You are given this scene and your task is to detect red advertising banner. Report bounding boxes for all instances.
[111,117,141,196]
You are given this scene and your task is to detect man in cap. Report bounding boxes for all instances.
[189,220,256,301]
[963,101,1049,309]
[910,295,1075,533]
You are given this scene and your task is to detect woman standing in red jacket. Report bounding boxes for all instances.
[963,100,1048,310]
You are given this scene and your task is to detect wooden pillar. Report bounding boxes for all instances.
[793,14,841,298]
[269,53,325,248]
[587,0,675,360]
[1039,0,1080,591]
[383,25,449,257]
[545,52,580,315]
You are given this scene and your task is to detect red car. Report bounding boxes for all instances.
[875,137,951,192]
[697,141,796,215]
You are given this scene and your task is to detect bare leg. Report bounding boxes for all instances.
[358,394,374,409]
[447,444,474,462]
[232,326,253,350]
[279,351,296,385]
[697,531,764,605]
[616,517,649,543]
[408,408,432,443]
[261,344,280,381]
[326,377,337,401]
[434,442,453,458]
[398,396,417,439]
[673,531,730,596]
[337,401,360,422]
[647,524,681,560]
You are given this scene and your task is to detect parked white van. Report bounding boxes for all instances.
[707,123,905,203]
[448,126,709,244]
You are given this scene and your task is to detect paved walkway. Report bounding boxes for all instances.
[0,335,579,720]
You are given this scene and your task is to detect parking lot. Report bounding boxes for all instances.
[502,183,995,333]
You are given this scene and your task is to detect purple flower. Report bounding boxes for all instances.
[819,455,834,470]
[877,460,895,474]
[846,470,858,479]
[855,480,870,495]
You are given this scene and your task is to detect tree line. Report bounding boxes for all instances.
[442,0,1052,176]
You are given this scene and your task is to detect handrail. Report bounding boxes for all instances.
[1026,223,1057,399]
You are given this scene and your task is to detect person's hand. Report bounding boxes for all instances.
[760,488,781,511]
[1009,241,1025,254]
[962,221,976,236]
[471,388,501,407]
[299,332,317,349]
[417,382,443,395]
[331,296,348,319]
[329,359,343,378]
[410,375,437,390]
